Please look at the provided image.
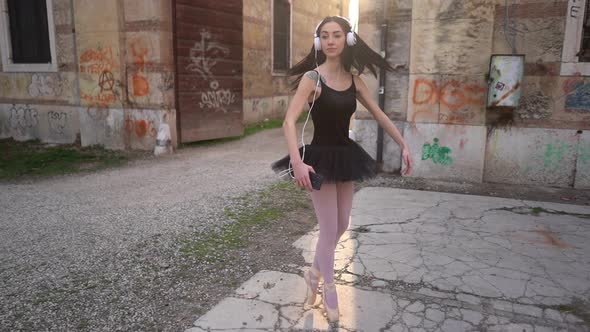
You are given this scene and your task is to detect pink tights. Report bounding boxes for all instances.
[310,181,353,309]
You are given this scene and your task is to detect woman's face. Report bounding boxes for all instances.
[319,21,346,58]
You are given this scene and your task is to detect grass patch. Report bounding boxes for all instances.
[552,297,590,325]
[179,181,310,263]
[0,139,145,180]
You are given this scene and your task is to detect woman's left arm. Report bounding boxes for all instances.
[354,75,413,175]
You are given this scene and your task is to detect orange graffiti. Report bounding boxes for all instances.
[81,91,116,104]
[132,73,149,96]
[412,79,438,105]
[129,37,151,96]
[411,78,486,124]
[440,80,486,110]
[79,47,116,74]
[124,116,157,138]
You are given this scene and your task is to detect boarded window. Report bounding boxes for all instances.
[7,0,51,63]
[273,0,290,71]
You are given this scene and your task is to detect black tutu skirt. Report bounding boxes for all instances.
[271,140,377,183]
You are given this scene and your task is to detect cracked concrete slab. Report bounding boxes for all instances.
[188,188,590,331]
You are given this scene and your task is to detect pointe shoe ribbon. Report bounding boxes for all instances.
[303,267,321,305]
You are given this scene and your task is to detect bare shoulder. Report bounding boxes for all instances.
[304,70,319,81]
[352,74,368,91]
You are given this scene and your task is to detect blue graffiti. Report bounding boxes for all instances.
[565,81,590,111]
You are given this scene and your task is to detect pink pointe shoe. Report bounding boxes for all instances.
[303,266,322,305]
[322,282,339,322]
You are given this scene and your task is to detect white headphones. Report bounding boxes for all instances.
[313,16,357,51]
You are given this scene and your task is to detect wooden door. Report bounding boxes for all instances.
[174,0,243,142]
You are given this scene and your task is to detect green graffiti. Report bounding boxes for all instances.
[544,144,562,167]
[543,140,571,168]
[422,138,453,165]
[578,143,590,164]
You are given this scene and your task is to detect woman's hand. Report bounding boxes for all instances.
[401,146,413,175]
[292,161,316,192]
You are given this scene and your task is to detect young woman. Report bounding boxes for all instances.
[271,16,413,322]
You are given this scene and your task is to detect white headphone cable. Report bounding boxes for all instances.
[277,51,321,179]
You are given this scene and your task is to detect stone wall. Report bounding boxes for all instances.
[242,0,346,124]
[354,0,590,188]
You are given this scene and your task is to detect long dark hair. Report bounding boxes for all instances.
[289,16,393,88]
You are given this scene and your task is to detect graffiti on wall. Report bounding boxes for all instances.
[79,46,119,105]
[411,78,486,123]
[1,74,70,99]
[186,29,237,113]
[48,111,67,135]
[9,104,38,134]
[563,78,590,113]
[124,115,157,139]
[422,138,453,165]
[29,74,65,98]
[129,37,151,97]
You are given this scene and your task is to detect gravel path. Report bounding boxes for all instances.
[0,127,297,331]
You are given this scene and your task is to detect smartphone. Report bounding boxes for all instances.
[309,172,324,190]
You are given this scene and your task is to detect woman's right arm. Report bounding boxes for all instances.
[282,72,318,191]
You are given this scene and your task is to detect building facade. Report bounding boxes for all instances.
[0,0,345,149]
[353,0,590,188]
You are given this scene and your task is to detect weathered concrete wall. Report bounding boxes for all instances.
[0,103,79,143]
[576,131,590,189]
[485,127,579,187]
[0,0,176,150]
[74,0,177,149]
[243,0,346,125]
[353,0,590,187]
[406,123,486,183]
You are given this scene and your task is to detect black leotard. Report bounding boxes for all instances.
[271,72,377,183]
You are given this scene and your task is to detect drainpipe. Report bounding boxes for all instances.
[376,18,388,169]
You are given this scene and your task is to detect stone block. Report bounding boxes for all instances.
[413,0,494,21]
[272,95,289,118]
[410,18,494,75]
[126,32,166,66]
[484,127,578,187]
[404,123,486,182]
[385,72,410,121]
[76,33,122,107]
[126,71,173,108]
[438,75,487,125]
[493,16,564,63]
[74,0,119,33]
[0,104,79,143]
[80,107,125,149]
[53,0,73,26]
[124,0,169,22]
[575,130,590,189]
[0,73,32,99]
[407,74,440,124]
[243,97,273,124]
[56,33,76,67]
[125,108,172,150]
[387,18,412,68]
